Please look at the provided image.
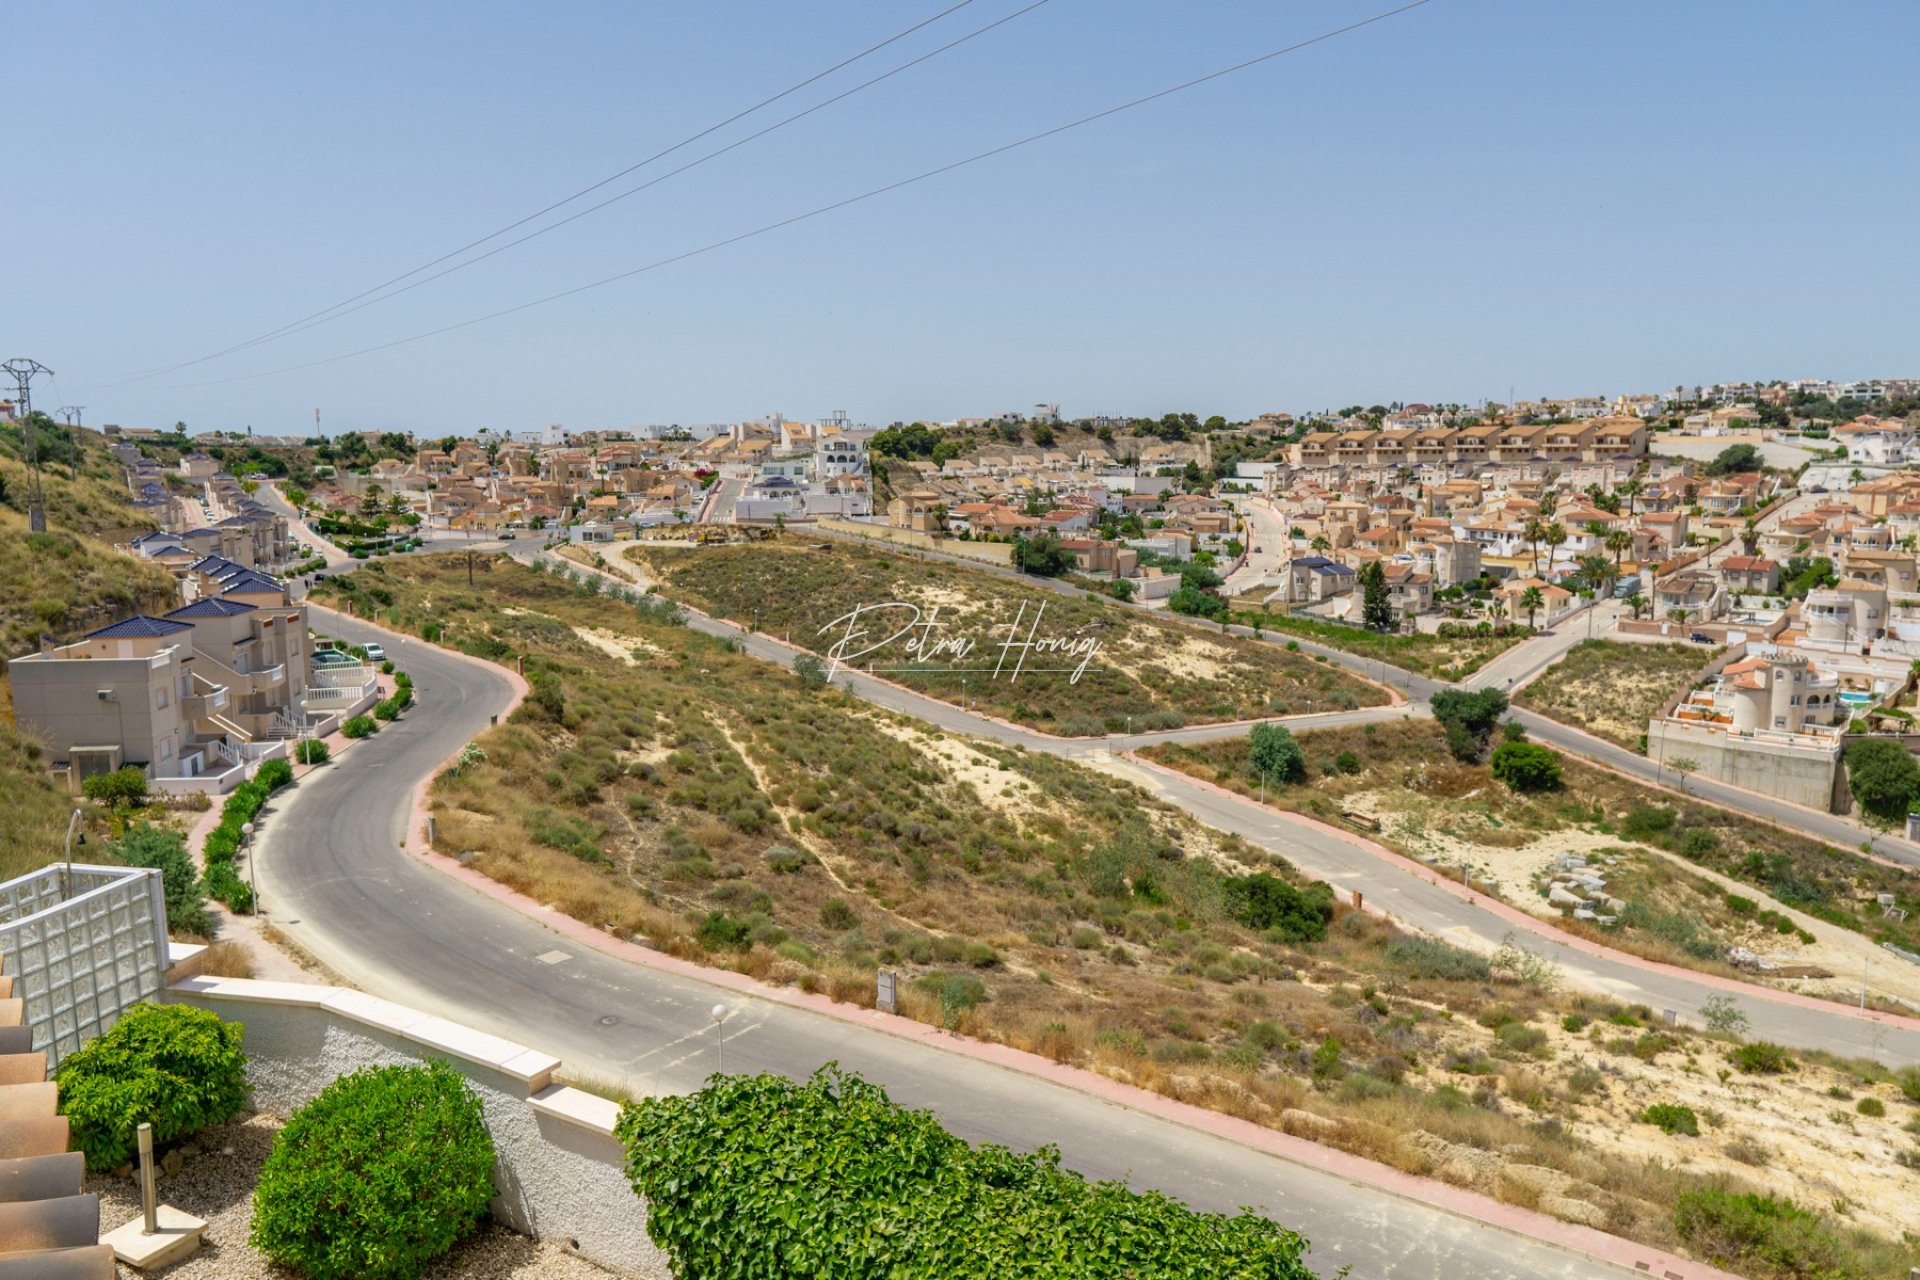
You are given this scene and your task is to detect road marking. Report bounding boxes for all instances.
[535,949,572,965]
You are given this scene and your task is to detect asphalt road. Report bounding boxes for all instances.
[261,616,1620,1280]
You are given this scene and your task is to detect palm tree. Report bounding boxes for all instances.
[1740,518,1759,556]
[1626,591,1647,620]
[1670,607,1691,626]
[1519,585,1544,628]
[1542,522,1569,576]
[1524,518,1547,575]
[1311,535,1331,554]
[1619,478,1642,516]
[1575,552,1614,594]
[1605,529,1632,571]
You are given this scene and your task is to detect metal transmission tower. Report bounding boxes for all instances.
[57,407,85,478]
[3,358,54,532]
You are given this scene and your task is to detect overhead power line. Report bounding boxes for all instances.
[89,0,987,384]
[86,0,1051,387]
[124,0,1433,393]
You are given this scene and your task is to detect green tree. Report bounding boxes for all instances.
[1705,442,1762,476]
[1844,736,1920,821]
[1012,532,1075,577]
[1248,722,1306,785]
[81,766,148,809]
[1518,585,1545,628]
[110,824,212,935]
[1431,688,1509,763]
[793,653,829,689]
[1490,741,1563,792]
[1357,560,1393,632]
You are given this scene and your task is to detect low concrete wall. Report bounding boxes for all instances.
[816,518,1015,566]
[167,978,667,1279]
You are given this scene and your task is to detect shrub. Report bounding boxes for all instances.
[616,1067,1316,1280]
[1620,803,1677,841]
[696,911,753,951]
[380,659,395,674]
[251,1060,495,1280]
[56,1003,248,1169]
[1489,741,1562,792]
[1430,687,1508,762]
[1699,994,1750,1036]
[1897,1065,1920,1103]
[295,738,332,765]
[764,844,812,874]
[256,757,294,790]
[1640,1103,1700,1136]
[1856,1096,1886,1118]
[1730,1041,1795,1075]
[374,697,402,721]
[1383,937,1491,982]
[1672,1187,1849,1278]
[1224,873,1332,943]
[111,824,211,936]
[81,765,148,808]
[1495,1023,1548,1055]
[342,714,377,739]
[819,898,857,931]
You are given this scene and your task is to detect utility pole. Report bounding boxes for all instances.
[4,358,53,531]
[57,407,85,477]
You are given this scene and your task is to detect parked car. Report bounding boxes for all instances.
[1689,632,1713,644]
[500,531,516,540]
[363,643,388,663]
[312,650,355,667]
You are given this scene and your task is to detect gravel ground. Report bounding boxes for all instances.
[86,1114,620,1278]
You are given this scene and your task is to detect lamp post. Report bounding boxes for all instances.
[710,1004,731,1075]
[241,822,257,915]
[62,808,86,899]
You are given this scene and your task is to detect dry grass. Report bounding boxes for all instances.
[312,554,1920,1277]
[626,539,1386,731]
[1515,638,1708,748]
[194,940,256,979]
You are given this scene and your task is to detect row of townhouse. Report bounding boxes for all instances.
[1289,418,1648,470]
[7,557,379,794]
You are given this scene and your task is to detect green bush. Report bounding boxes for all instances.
[1383,937,1491,982]
[373,697,401,721]
[56,1003,248,1169]
[81,765,149,808]
[1639,1103,1700,1136]
[1247,722,1306,785]
[342,714,377,739]
[251,1060,495,1280]
[1672,1187,1850,1278]
[256,757,294,790]
[616,1068,1317,1280]
[695,911,752,951]
[1856,1096,1885,1118]
[1224,873,1333,943]
[1897,1065,1920,1103]
[1731,1041,1796,1075]
[1489,741,1562,792]
[110,824,211,936]
[295,738,331,765]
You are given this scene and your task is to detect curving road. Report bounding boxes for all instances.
[260,616,1618,1280]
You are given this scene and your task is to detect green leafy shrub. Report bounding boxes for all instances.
[374,697,402,721]
[695,911,752,951]
[1489,741,1562,792]
[1383,937,1492,981]
[342,714,377,739]
[616,1067,1317,1280]
[110,824,211,936]
[295,738,331,765]
[1897,1065,1920,1103]
[251,1060,495,1280]
[1856,1096,1885,1118]
[56,1003,247,1169]
[1639,1103,1700,1136]
[81,765,149,808]
[1247,722,1306,784]
[256,757,294,790]
[1731,1041,1796,1075]
[1224,873,1332,943]
[1672,1187,1850,1278]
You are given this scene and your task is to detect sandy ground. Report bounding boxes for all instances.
[572,626,663,666]
[1343,787,1920,1008]
[864,715,1047,820]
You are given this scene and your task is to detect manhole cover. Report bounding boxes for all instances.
[535,950,572,965]
[597,1015,620,1027]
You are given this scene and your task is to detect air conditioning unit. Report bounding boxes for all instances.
[96,689,116,701]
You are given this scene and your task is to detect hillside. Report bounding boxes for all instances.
[0,511,178,659]
[0,421,159,540]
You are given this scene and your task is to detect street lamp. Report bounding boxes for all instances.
[62,808,86,899]
[241,822,257,915]
[710,1004,731,1075]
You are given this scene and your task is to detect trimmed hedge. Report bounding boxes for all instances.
[295,738,331,765]
[342,714,378,739]
[55,1003,248,1169]
[617,1067,1318,1279]
[251,1060,496,1280]
[200,754,295,913]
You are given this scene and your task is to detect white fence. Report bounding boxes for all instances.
[0,863,169,1067]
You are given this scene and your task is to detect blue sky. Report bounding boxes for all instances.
[10,1,1917,434]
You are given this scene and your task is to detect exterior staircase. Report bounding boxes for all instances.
[0,953,113,1277]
